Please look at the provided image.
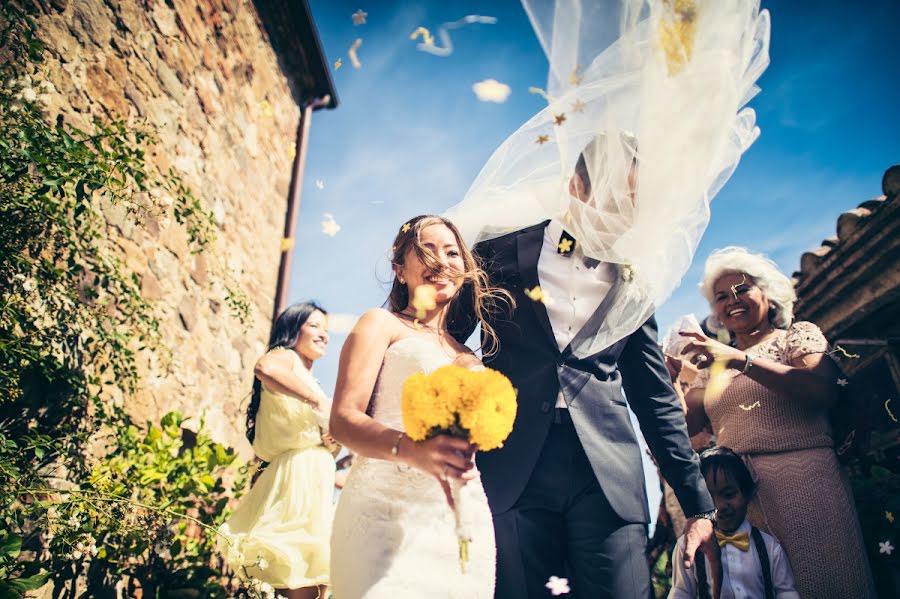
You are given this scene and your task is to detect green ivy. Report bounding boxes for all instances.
[0,3,257,595]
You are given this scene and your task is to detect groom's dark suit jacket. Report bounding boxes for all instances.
[450,221,713,522]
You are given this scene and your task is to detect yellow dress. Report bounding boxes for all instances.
[219,349,335,589]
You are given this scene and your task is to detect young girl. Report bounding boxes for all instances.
[220,302,335,599]
[670,447,799,599]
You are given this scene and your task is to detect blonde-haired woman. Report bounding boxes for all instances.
[680,246,875,598]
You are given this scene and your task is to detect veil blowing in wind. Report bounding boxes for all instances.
[446,0,770,355]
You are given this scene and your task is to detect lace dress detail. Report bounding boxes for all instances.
[690,321,875,598]
[330,337,496,598]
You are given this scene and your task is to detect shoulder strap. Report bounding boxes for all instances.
[751,527,775,599]
[695,553,711,599]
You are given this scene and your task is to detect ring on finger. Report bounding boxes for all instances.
[696,353,709,364]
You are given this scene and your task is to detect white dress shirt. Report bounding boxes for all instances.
[669,519,800,599]
[537,220,616,407]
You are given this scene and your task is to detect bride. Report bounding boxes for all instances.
[329,215,513,598]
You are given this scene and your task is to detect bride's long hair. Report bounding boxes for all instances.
[387,215,513,357]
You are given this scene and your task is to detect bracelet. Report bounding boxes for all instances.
[390,432,406,457]
[742,353,754,374]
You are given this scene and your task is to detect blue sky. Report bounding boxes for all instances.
[287,0,899,520]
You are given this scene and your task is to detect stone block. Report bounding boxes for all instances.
[141,270,163,300]
[156,59,185,103]
[74,0,114,47]
[85,62,130,118]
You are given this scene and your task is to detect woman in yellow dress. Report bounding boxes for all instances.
[220,302,335,599]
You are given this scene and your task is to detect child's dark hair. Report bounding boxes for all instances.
[699,446,756,496]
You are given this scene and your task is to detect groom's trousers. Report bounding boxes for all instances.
[492,409,651,599]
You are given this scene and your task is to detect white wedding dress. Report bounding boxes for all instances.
[330,337,496,598]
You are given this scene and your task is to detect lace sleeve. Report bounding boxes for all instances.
[784,321,829,363]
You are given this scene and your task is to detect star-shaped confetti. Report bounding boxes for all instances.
[280,237,294,251]
[545,576,571,596]
[536,134,550,145]
[879,540,895,555]
[322,213,341,236]
[334,58,342,70]
[349,38,363,69]
[568,65,584,86]
[315,179,325,190]
[524,286,553,306]
[401,222,411,233]
[352,9,367,26]
[553,113,567,126]
[409,26,434,46]
[887,511,895,524]
[837,378,849,387]
[558,237,573,253]
[411,284,437,319]
[572,99,586,113]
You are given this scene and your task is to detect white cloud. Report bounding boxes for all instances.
[326,313,359,335]
[472,79,511,103]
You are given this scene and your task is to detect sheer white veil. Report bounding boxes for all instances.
[445,0,770,355]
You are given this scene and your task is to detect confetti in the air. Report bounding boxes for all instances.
[528,86,552,102]
[831,345,861,359]
[288,144,296,160]
[739,401,761,411]
[553,113,567,126]
[409,26,434,46]
[322,213,341,237]
[836,378,848,387]
[315,179,325,190]
[348,38,363,69]
[836,429,855,456]
[536,134,550,145]
[411,284,437,319]
[887,511,895,524]
[886,399,898,423]
[545,576,571,596]
[472,79,511,103]
[704,358,731,403]
[525,286,553,306]
[280,237,294,252]
[879,540,895,556]
[260,100,273,118]
[572,99,586,113]
[351,9,367,26]
[334,58,342,70]
[415,15,497,57]
[568,65,584,86]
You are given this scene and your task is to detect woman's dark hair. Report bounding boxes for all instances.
[699,446,756,497]
[246,301,327,444]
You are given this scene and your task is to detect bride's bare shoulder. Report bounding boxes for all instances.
[453,351,484,370]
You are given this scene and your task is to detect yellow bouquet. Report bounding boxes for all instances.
[401,364,517,572]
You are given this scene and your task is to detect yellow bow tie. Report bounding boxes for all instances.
[715,530,750,551]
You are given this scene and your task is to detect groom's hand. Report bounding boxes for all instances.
[683,517,722,599]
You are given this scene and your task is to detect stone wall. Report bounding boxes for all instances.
[31,0,301,453]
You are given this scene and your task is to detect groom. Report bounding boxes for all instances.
[450,134,720,598]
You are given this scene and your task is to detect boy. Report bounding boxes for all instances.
[669,447,799,599]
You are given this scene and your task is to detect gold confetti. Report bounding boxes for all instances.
[349,38,363,69]
[334,58,342,70]
[260,99,273,118]
[571,99,586,113]
[409,26,434,46]
[322,213,341,237]
[536,134,550,145]
[557,237,573,253]
[831,345,861,359]
[568,65,584,86]
[739,401,761,411]
[836,429,855,456]
[658,0,697,76]
[525,286,553,306]
[887,511,895,524]
[288,144,296,160]
[401,222,411,233]
[886,399,898,423]
[704,358,731,404]
[352,9,367,26]
[411,284,437,319]
[528,86,551,102]
[553,113,567,126]
[280,237,294,252]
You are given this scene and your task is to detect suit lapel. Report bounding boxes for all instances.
[569,264,624,358]
[515,223,557,350]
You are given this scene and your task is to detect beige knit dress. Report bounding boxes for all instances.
[691,321,875,598]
